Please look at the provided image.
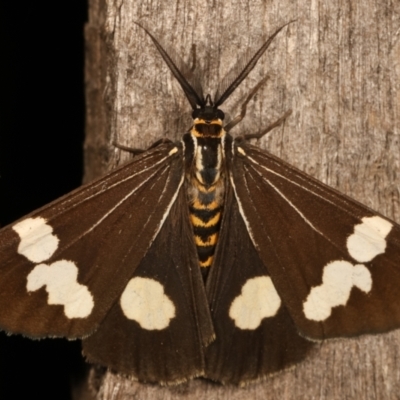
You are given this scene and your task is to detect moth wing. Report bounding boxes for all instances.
[82,184,214,384]
[205,186,314,385]
[230,140,400,340]
[0,143,198,339]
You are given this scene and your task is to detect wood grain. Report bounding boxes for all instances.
[82,0,400,398]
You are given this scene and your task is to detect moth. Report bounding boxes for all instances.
[0,21,400,386]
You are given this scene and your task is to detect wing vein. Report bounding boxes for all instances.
[244,164,324,236]
[55,164,171,255]
[247,152,362,219]
[62,153,172,210]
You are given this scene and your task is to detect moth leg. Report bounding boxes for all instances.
[224,75,270,132]
[243,109,292,140]
[113,138,173,154]
[113,141,145,155]
[147,137,174,149]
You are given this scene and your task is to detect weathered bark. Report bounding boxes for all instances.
[82,0,400,399]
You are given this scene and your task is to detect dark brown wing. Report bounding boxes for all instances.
[205,185,314,385]
[83,184,214,384]
[230,138,400,340]
[0,142,212,344]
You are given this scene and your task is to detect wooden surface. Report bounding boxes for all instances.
[83,0,400,399]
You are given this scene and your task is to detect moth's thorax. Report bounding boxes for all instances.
[184,119,226,278]
[191,118,224,138]
[187,118,226,188]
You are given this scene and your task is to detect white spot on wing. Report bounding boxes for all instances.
[13,217,59,263]
[303,215,392,322]
[303,260,372,321]
[229,276,281,330]
[352,264,373,292]
[120,277,175,330]
[237,147,246,156]
[26,260,94,318]
[168,147,178,156]
[347,216,393,263]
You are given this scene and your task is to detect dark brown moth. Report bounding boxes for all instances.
[0,21,400,386]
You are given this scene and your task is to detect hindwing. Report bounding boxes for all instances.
[205,185,314,385]
[83,184,214,383]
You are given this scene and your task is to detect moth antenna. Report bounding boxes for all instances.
[225,75,270,132]
[190,44,197,73]
[214,20,296,107]
[242,109,292,140]
[134,21,205,109]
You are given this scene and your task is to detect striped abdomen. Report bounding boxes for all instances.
[186,126,226,279]
[189,183,224,278]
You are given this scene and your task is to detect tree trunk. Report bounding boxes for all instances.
[82,0,400,399]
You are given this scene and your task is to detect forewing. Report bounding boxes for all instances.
[230,139,400,340]
[205,186,314,385]
[83,185,215,384]
[0,143,186,338]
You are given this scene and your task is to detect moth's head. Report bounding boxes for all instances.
[134,20,294,137]
[191,95,225,137]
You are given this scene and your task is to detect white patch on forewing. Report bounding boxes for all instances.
[229,276,281,330]
[13,217,59,263]
[347,216,393,263]
[303,261,372,321]
[120,277,175,330]
[26,260,94,318]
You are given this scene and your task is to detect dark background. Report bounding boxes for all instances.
[0,1,88,399]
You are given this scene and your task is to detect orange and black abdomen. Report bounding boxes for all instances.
[189,196,223,278]
[183,123,226,279]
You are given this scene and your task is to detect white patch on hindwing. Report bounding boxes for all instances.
[27,260,94,319]
[13,217,59,263]
[229,276,281,329]
[120,277,175,330]
[303,216,393,321]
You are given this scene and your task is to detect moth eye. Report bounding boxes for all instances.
[216,109,225,120]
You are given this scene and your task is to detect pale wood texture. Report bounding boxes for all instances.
[83,0,400,399]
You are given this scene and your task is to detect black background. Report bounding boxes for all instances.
[0,1,88,399]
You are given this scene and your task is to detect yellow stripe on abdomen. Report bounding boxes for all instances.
[189,192,223,276]
[190,212,221,228]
